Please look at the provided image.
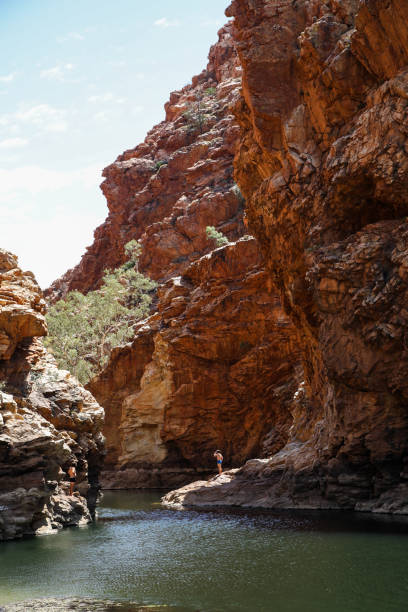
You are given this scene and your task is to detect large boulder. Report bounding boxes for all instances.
[0,250,104,540]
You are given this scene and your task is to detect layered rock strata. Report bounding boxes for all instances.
[164,0,408,513]
[0,250,104,540]
[45,24,302,490]
[46,25,243,300]
[88,238,300,489]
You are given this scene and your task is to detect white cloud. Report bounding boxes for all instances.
[57,31,85,43]
[79,164,104,190]
[0,166,75,199]
[88,92,127,104]
[11,104,68,133]
[201,19,224,28]
[0,163,102,202]
[40,63,74,81]
[108,60,126,68]
[0,137,28,149]
[0,72,16,83]
[0,162,105,288]
[1,209,104,289]
[154,17,181,28]
[93,111,109,122]
[45,121,68,133]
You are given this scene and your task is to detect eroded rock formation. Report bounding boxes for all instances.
[43,24,301,490]
[0,250,104,540]
[76,25,299,488]
[89,238,299,489]
[164,0,408,513]
[46,25,244,300]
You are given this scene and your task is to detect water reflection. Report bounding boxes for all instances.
[1,490,408,612]
[3,599,191,611]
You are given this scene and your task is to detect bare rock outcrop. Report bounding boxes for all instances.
[45,24,302,491]
[89,238,300,489]
[46,25,244,300]
[164,0,408,513]
[0,250,104,540]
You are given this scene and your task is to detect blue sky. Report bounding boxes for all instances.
[0,0,230,288]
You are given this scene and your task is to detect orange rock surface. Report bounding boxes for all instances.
[44,25,300,491]
[0,250,104,540]
[88,238,300,489]
[164,0,408,513]
[46,25,244,300]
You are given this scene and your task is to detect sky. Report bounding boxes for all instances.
[0,0,230,288]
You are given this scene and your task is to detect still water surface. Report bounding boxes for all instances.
[1,491,408,611]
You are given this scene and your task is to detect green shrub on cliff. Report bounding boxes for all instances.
[204,86,217,97]
[183,92,217,134]
[44,241,157,384]
[206,225,229,248]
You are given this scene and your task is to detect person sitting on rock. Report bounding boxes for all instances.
[213,450,223,475]
[67,465,77,496]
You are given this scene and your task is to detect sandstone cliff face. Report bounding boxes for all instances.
[89,238,300,489]
[45,24,301,491]
[0,250,104,540]
[41,13,314,501]
[164,0,408,513]
[46,26,244,300]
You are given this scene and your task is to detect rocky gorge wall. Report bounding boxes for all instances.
[45,24,301,490]
[164,0,408,513]
[88,237,300,489]
[82,25,299,488]
[0,250,104,540]
[46,26,244,300]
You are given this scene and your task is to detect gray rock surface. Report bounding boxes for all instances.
[0,250,105,540]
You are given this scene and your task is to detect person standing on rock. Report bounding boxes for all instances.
[67,465,77,496]
[213,450,223,475]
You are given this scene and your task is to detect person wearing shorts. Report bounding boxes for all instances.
[213,450,223,475]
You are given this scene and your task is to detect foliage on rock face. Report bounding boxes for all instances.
[154,160,168,172]
[183,92,218,134]
[206,225,229,248]
[44,241,157,384]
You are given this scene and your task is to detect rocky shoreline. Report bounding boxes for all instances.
[162,457,408,515]
[7,0,408,523]
[0,250,105,540]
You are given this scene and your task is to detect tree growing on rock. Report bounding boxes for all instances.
[206,225,229,248]
[183,91,218,134]
[44,241,157,384]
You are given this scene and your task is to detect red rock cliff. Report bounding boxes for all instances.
[164,0,408,513]
[45,24,302,490]
[46,25,244,300]
[88,238,300,489]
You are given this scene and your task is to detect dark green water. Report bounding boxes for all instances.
[1,491,408,611]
